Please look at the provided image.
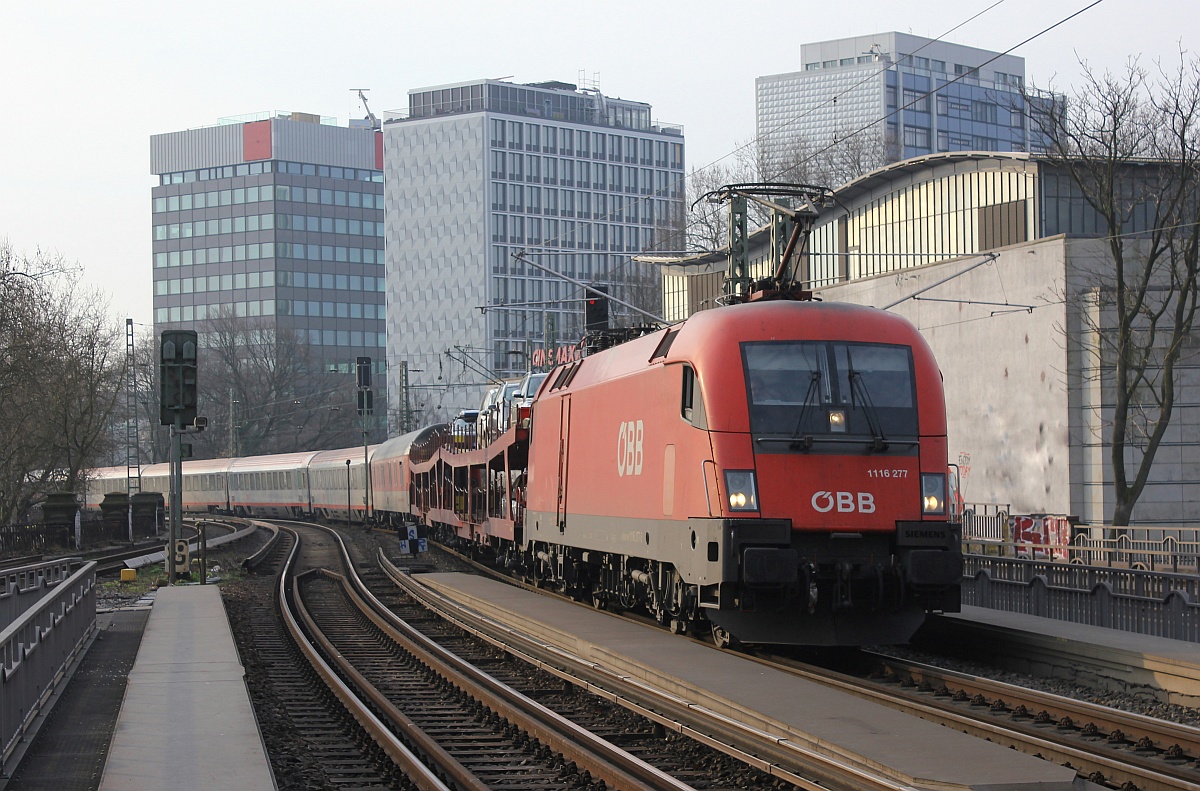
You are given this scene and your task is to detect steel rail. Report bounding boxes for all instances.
[292,570,488,791]
[274,525,454,791]
[864,652,1200,791]
[330,566,696,791]
[745,648,1198,791]
[428,539,1190,790]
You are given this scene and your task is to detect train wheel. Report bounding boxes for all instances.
[591,591,606,610]
[711,623,734,649]
[669,618,687,635]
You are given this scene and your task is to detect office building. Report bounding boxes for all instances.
[383,79,685,424]
[756,32,1044,178]
[150,111,386,438]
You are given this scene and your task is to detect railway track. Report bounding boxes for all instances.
[243,524,1191,790]
[857,652,1200,791]
[376,550,947,791]
[91,519,241,575]
[406,541,1196,791]
[264,521,736,791]
[229,524,409,789]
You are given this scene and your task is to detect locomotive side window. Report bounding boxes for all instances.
[680,365,707,428]
[742,341,918,441]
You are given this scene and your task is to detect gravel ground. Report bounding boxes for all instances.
[95,533,265,611]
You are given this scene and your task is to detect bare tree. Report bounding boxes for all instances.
[43,289,125,492]
[686,140,773,252]
[687,130,888,255]
[1034,55,1200,525]
[189,308,365,459]
[766,126,889,187]
[0,241,124,522]
[687,160,753,252]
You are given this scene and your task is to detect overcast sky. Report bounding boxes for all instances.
[1,0,1194,329]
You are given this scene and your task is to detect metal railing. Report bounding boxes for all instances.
[0,520,143,555]
[960,502,1011,543]
[1,560,96,774]
[1,558,82,628]
[958,510,1200,641]
[962,513,1200,573]
[961,555,1199,642]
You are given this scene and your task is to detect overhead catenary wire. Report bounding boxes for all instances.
[418,0,1116,379]
[506,0,1110,294]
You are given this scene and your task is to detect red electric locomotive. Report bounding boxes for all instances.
[520,299,961,646]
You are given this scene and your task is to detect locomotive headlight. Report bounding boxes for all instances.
[828,409,846,433]
[921,473,946,515]
[724,470,759,512]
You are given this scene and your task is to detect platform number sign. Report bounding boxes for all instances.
[171,539,190,574]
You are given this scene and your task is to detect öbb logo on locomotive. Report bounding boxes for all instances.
[616,419,644,477]
[810,490,877,513]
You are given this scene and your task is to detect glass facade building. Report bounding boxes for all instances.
[383,79,686,422]
[150,113,386,384]
[756,33,1044,177]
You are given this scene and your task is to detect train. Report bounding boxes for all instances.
[87,299,961,647]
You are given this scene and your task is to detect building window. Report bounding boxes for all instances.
[972,102,998,124]
[903,89,930,113]
[903,126,930,149]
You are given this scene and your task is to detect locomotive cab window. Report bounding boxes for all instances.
[742,341,917,442]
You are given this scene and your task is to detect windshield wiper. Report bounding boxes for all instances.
[790,371,821,449]
[849,369,888,452]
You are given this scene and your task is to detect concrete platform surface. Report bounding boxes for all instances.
[97,586,274,791]
[418,572,1081,791]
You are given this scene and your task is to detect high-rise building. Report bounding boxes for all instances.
[756,33,1044,178]
[383,79,686,427]
[150,111,387,445]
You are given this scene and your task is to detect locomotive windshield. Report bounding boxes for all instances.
[742,341,918,443]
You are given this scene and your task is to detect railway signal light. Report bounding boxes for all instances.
[585,286,609,331]
[356,356,373,416]
[160,330,198,427]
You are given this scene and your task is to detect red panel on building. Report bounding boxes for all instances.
[375,131,383,170]
[243,120,272,161]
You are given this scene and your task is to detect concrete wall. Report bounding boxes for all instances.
[819,236,1073,514]
[817,234,1200,526]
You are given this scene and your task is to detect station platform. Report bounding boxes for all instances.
[97,585,275,791]
[416,572,1081,791]
[919,605,1200,707]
